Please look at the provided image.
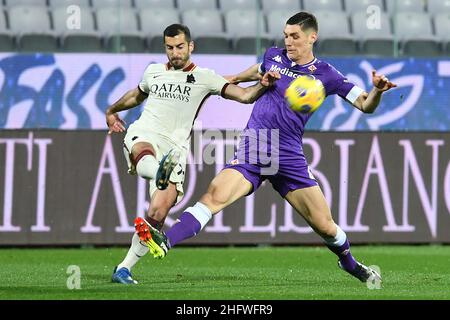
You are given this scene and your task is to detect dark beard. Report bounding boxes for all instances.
[170,59,185,70]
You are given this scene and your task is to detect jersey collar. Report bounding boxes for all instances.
[284,50,317,68]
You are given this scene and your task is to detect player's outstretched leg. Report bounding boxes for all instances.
[156,149,180,190]
[137,169,252,259]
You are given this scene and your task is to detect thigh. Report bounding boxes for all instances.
[200,168,253,214]
[284,186,335,233]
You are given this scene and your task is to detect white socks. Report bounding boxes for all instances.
[136,155,159,180]
[186,202,213,230]
[117,232,149,271]
[323,224,347,247]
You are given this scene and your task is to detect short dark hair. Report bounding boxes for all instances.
[163,24,192,42]
[286,12,318,32]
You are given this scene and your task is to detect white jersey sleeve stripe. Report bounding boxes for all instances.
[345,85,364,104]
[257,63,264,75]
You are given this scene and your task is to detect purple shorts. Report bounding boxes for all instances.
[224,128,318,197]
[223,160,318,198]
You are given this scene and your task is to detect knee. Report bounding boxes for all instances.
[132,144,156,167]
[201,182,228,209]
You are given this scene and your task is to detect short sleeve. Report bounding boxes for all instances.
[327,65,364,104]
[138,65,152,95]
[205,69,229,96]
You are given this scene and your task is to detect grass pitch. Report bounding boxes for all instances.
[0,245,449,300]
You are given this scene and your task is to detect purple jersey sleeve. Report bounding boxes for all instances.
[324,64,363,103]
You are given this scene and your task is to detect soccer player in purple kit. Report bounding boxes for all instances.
[136,12,397,283]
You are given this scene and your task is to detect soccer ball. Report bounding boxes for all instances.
[285,75,325,113]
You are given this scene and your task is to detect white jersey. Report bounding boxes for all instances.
[136,62,229,149]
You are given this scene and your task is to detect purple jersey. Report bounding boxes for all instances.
[226,47,363,197]
[249,46,360,140]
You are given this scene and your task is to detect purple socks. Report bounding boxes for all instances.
[327,239,357,272]
[165,212,201,248]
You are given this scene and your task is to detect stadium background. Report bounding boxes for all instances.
[0,0,449,247]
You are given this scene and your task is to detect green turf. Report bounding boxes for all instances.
[0,246,449,300]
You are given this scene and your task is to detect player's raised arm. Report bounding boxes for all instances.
[222,71,280,104]
[224,63,263,84]
[106,87,148,134]
[353,70,397,114]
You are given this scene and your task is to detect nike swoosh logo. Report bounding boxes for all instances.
[153,75,162,78]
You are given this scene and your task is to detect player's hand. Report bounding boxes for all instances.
[260,71,281,87]
[106,112,126,134]
[372,70,397,92]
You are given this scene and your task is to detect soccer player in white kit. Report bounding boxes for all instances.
[107,24,280,284]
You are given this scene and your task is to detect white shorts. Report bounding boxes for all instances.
[123,122,187,205]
